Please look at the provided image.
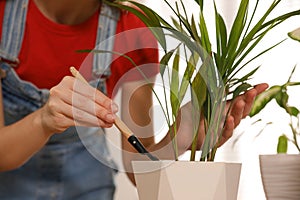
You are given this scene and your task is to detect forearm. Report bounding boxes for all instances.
[0,80,4,128]
[120,80,198,183]
[121,80,156,184]
[0,108,53,171]
[148,102,198,158]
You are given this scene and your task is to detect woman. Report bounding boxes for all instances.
[0,0,268,199]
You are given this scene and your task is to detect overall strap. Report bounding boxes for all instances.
[0,0,29,63]
[92,2,120,91]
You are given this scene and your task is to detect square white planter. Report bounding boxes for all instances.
[132,160,241,200]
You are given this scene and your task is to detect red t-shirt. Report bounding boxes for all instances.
[0,0,159,98]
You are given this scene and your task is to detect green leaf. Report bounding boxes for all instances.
[240,67,259,82]
[199,12,211,53]
[241,0,259,42]
[177,54,197,104]
[214,1,227,61]
[226,0,249,59]
[162,0,195,39]
[250,85,281,117]
[274,80,300,117]
[228,67,259,88]
[160,49,177,76]
[226,0,280,73]
[285,106,299,117]
[170,49,180,115]
[78,49,138,67]
[190,15,201,44]
[232,83,252,100]
[235,0,300,65]
[168,28,207,61]
[108,0,168,50]
[191,55,210,114]
[275,89,288,109]
[277,135,288,154]
[174,2,193,36]
[238,0,280,52]
[230,21,282,75]
[171,17,188,36]
[230,39,285,82]
[288,82,300,87]
[262,9,300,32]
[199,55,226,161]
[190,61,207,161]
[194,0,203,11]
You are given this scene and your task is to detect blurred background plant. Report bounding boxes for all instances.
[249,27,300,154]
[250,66,300,153]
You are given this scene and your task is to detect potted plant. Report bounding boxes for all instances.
[105,0,300,199]
[249,29,300,200]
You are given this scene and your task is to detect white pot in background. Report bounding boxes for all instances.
[259,154,300,200]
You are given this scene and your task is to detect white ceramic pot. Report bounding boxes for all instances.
[132,160,241,200]
[259,154,300,200]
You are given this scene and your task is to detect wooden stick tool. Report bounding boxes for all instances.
[70,66,158,161]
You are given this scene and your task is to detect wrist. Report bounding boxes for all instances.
[33,108,55,139]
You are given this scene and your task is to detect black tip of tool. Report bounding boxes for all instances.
[128,135,159,161]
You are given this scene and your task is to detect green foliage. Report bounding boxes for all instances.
[277,135,288,154]
[107,0,300,161]
[250,66,300,153]
[250,85,282,117]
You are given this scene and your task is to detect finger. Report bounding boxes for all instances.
[62,102,114,128]
[253,83,269,95]
[229,99,245,127]
[73,108,114,128]
[47,89,115,128]
[53,78,118,122]
[69,91,116,123]
[218,115,234,147]
[72,78,118,112]
[241,89,257,117]
[242,83,269,117]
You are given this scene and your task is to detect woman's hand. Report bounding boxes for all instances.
[217,83,269,146]
[39,76,118,134]
[175,83,269,152]
[0,75,119,171]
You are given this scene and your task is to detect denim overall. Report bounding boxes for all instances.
[0,0,119,199]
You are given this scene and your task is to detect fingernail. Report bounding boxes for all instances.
[111,102,119,113]
[106,114,115,121]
